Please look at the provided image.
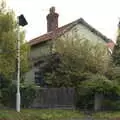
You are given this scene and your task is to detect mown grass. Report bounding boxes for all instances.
[0,109,84,120]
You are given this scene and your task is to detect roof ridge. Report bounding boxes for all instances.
[29,17,112,46]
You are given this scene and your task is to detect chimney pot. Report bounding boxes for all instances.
[46,7,59,32]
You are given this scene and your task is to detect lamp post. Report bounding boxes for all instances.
[16,14,28,112]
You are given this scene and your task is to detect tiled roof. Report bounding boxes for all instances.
[29,18,112,46]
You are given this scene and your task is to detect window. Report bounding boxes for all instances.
[34,72,44,86]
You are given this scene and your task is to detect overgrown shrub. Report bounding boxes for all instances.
[102,93,120,110]
[75,74,120,110]
[20,85,36,108]
[102,99,120,110]
[0,84,36,108]
[0,74,12,107]
[0,84,16,107]
[75,89,94,110]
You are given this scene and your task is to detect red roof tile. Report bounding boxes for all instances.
[29,22,75,46]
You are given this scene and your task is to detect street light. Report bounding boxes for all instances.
[16,14,28,112]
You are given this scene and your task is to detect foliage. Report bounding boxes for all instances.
[20,85,36,108]
[0,0,29,80]
[0,74,12,105]
[111,21,120,86]
[0,84,36,108]
[80,74,120,95]
[45,70,92,87]
[44,34,111,87]
[0,84,16,107]
[54,35,110,74]
[102,99,120,110]
[75,74,120,110]
[112,23,120,66]
[42,34,119,110]
[105,65,120,83]
[0,74,11,89]
[75,90,94,110]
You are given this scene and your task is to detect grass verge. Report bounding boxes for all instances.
[93,111,120,120]
[0,109,84,120]
[0,109,120,120]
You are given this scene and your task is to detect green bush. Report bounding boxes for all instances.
[102,93,120,110]
[75,74,120,110]
[102,99,120,110]
[20,85,36,108]
[0,84,16,107]
[0,84,36,108]
[75,93,94,110]
[75,87,94,110]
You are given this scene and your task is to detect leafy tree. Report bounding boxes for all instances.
[109,21,120,85]
[112,21,120,66]
[0,1,29,80]
[44,34,111,87]
[40,26,119,111]
[55,35,110,73]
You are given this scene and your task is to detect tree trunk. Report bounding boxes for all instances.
[94,93,103,111]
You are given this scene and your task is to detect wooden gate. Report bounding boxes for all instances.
[32,87,75,109]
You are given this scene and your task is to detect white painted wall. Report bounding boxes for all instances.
[63,23,106,44]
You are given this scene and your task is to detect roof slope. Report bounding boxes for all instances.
[29,18,112,46]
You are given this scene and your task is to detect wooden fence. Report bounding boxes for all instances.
[32,87,75,109]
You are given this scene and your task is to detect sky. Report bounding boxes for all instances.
[6,0,120,42]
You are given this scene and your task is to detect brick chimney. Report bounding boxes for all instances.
[46,7,59,32]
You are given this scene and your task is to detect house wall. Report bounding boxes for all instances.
[30,41,51,61]
[25,23,107,84]
[24,66,38,85]
[25,41,52,84]
[61,23,106,44]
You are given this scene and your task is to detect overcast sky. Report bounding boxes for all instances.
[7,0,120,41]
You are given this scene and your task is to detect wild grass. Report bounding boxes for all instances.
[0,109,120,120]
[93,111,120,120]
[0,109,84,120]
